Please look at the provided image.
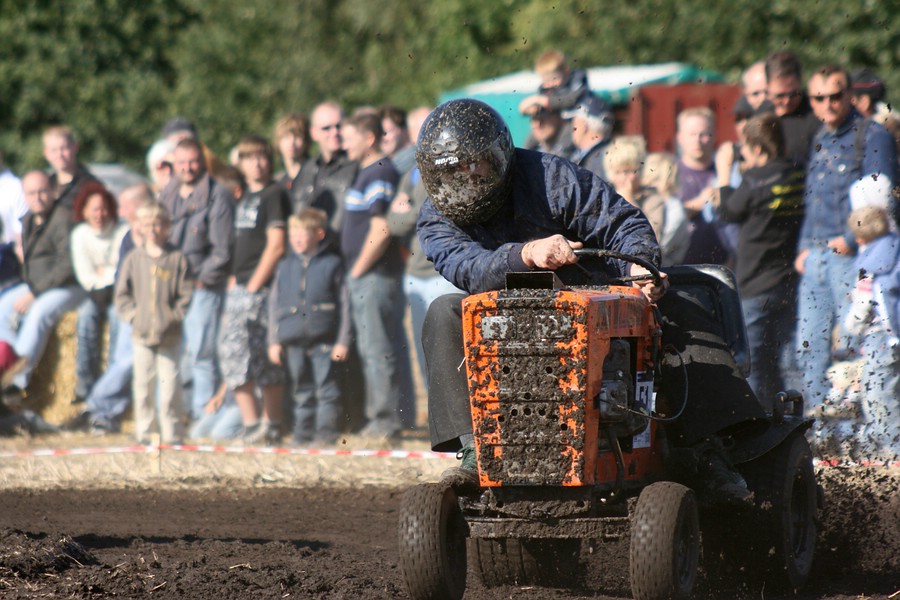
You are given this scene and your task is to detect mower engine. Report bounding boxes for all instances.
[462,273,664,490]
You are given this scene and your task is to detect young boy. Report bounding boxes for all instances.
[219,135,290,445]
[843,202,900,461]
[718,112,805,405]
[114,202,193,444]
[268,209,350,446]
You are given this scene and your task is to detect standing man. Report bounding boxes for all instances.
[341,113,414,438]
[42,126,97,210]
[563,94,615,179]
[0,171,86,401]
[741,61,771,112]
[290,101,358,234]
[795,65,897,409]
[521,107,575,159]
[158,138,234,420]
[765,51,821,168]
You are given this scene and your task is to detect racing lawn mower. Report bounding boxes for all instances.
[398,251,819,600]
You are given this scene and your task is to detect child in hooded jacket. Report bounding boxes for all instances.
[115,202,193,444]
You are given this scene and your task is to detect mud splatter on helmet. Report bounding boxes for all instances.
[416,99,514,226]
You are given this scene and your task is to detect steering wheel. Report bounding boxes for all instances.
[573,248,663,286]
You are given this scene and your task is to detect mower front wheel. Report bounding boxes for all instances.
[630,481,700,600]
[398,483,468,600]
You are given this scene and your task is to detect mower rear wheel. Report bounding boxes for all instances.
[739,431,817,592]
[630,481,700,600]
[398,483,468,600]
[469,537,581,587]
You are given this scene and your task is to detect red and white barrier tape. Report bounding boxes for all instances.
[0,443,454,460]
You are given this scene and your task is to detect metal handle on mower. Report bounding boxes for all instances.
[573,248,663,286]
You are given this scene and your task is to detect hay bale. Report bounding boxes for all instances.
[27,311,110,426]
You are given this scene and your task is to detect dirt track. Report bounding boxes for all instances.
[0,448,898,600]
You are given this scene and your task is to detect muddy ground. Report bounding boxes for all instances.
[0,438,897,600]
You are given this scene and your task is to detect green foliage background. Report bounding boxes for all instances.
[0,0,896,174]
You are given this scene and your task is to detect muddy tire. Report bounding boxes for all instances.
[630,481,700,600]
[398,483,468,600]
[739,431,817,592]
[469,537,581,587]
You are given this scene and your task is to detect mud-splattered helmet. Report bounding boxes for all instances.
[416,98,514,226]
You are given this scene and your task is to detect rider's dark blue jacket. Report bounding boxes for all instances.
[417,149,660,294]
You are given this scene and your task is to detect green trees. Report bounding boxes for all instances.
[0,0,896,174]
[0,0,195,171]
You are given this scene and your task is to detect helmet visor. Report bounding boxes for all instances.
[421,137,510,223]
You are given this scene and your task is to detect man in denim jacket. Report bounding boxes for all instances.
[794,64,897,413]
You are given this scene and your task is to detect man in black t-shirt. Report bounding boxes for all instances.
[218,135,290,445]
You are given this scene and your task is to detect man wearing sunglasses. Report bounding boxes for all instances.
[290,101,358,235]
[795,64,897,420]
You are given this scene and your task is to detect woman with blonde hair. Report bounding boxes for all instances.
[603,139,689,265]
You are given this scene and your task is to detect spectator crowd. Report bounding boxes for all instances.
[0,48,897,462]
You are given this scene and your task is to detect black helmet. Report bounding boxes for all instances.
[416,98,514,226]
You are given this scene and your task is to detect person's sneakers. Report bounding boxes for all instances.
[241,422,281,446]
[263,423,282,447]
[698,449,753,507]
[240,422,264,445]
[441,441,480,491]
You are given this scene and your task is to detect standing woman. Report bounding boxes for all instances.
[70,182,128,403]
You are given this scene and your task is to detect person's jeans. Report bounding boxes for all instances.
[405,273,462,387]
[347,271,414,434]
[85,318,133,431]
[189,390,243,441]
[795,247,856,409]
[286,343,341,443]
[75,297,118,400]
[0,283,87,389]
[742,286,796,410]
[182,287,223,420]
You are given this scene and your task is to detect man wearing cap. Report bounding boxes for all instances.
[850,69,886,119]
[161,117,198,146]
[795,64,897,413]
[564,94,615,179]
